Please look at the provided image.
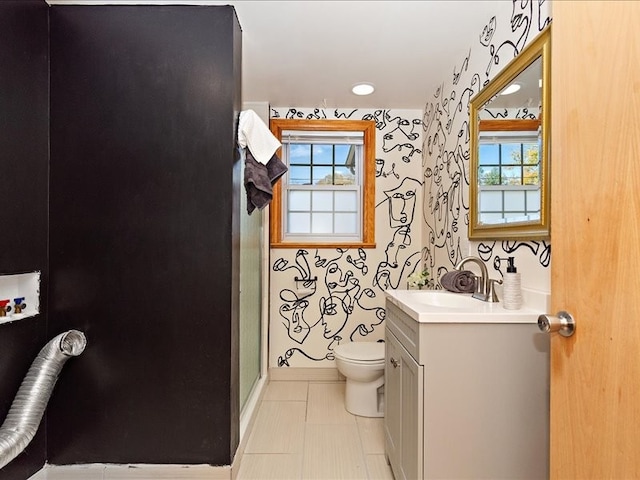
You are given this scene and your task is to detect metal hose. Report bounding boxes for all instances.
[0,330,87,469]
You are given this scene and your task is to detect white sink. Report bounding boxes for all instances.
[385,288,549,324]
[408,290,480,309]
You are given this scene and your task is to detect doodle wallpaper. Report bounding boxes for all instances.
[422,0,552,292]
[268,1,553,371]
[269,107,424,369]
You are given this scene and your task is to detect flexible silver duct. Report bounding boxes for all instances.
[0,330,87,469]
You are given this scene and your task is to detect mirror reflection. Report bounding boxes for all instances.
[469,27,550,239]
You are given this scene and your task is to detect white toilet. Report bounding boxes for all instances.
[334,341,385,417]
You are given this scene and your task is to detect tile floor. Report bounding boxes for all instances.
[236,381,394,480]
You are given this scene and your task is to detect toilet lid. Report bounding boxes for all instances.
[334,342,384,361]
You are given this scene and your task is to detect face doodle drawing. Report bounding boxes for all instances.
[279,298,311,345]
[384,177,421,228]
[320,261,359,339]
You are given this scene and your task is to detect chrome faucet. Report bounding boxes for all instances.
[455,256,501,302]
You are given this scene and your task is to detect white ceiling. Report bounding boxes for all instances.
[223,0,505,110]
[48,0,507,110]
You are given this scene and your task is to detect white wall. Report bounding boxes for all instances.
[421,1,552,292]
[268,107,423,369]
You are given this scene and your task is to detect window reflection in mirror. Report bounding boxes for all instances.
[477,120,541,225]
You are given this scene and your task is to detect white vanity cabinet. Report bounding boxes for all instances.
[384,297,549,480]
[385,324,423,480]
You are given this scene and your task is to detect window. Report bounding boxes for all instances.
[477,119,541,224]
[269,119,376,248]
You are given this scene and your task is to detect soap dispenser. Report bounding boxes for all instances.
[502,257,522,310]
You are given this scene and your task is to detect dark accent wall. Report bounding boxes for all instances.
[48,6,241,465]
[0,1,49,479]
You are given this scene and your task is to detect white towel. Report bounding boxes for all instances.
[238,110,281,165]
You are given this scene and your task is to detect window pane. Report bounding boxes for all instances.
[523,143,539,165]
[479,144,499,165]
[479,191,503,211]
[288,212,311,233]
[501,144,521,165]
[523,165,540,185]
[501,166,521,185]
[527,189,541,211]
[312,144,333,165]
[311,213,333,234]
[335,213,357,234]
[312,191,333,211]
[334,166,356,185]
[335,191,357,211]
[289,166,311,185]
[480,212,505,223]
[334,144,353,165]
[478,166,500,185]
[289,144,311,164]
[504,191,525,211]
[289,191,311,211]
[313,166,334,185]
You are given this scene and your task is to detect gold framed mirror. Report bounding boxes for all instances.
[469,26,551,240]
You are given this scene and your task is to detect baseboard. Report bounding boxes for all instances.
[30,463,231,479]
[268,367,343,382]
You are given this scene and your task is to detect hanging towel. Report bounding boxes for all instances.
[440,270,476,293]
[265,153,288,185]
[244,150,288,214]
[238,109,281,165]
[244,151,272,214]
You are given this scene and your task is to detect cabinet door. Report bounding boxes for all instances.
[399,342,423,480]
[385,328,424,480]
[384,330,402,472]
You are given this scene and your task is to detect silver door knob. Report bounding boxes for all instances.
[538,311,576,337]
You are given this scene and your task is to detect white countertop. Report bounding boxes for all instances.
[384,288,550,324]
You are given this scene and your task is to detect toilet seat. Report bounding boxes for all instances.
[334,342,384,363]
[337,357,385,367]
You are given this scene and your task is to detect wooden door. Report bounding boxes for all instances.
[550,2,640,478]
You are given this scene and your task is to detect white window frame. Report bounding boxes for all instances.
[478,130,541,223]
[281,131,363,243]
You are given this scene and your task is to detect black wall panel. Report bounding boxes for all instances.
[0,1,49,479]
[48,6,241,465]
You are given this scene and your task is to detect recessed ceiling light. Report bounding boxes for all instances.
[500,83,521,95]
[352,83,375,96]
